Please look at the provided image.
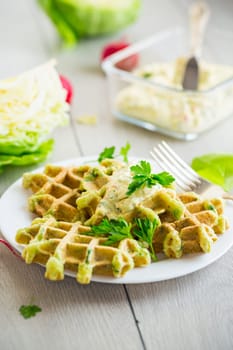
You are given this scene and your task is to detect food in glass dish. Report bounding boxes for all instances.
[116,57,233,137]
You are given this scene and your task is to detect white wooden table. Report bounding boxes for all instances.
[1,1,233,349]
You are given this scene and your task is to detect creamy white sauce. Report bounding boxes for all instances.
[96,165,162,219]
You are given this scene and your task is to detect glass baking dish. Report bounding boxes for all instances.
[102,27,233,140]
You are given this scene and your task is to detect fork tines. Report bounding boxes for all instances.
[150,141,202,192]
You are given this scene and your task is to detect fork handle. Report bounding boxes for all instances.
[223,193,233,201]
[189,1,210,57]
[200,184,233,201]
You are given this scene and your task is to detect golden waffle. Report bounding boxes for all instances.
[16,215,151,284]
[17,157,230,284]
[153,192,229,258]
[23,160,122,222]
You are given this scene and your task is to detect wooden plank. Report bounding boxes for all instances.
[55,0,187,158]
[0,0,48,77]
[0,2,143,350]
[55,0,233,349]
[0,125,79,197]
[179,0,233,32]
[0,0,80,195]
[125,1,233,350]
[126,251,233,350]
[1,1,233,350]
[0,248,143,350]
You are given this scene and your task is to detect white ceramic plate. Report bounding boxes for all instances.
[0,156,233,284]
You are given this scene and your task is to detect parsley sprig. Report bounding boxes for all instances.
[89,217,159,261]
[127,160,175,196]
[133,218,159,261]
[119,142,131,163]
[90,218,133,245]
[98,146,115,162]
[98,142,131,163]
[19,304,42,319]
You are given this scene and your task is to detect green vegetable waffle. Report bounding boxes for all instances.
[16,215,150,284]
[15,157,229,284]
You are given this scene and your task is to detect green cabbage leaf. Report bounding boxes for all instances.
[38,0,141,46]
[0,60,69,172]
[0,60,69,155]
[0,139,54,173]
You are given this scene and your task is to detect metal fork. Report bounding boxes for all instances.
[150,141,233,199]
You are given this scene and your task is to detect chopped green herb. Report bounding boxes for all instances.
[90,169,100,178]
[203,201,216,212]
[86,249,92,263]
[119,142,131,163]
[133,218,159,261]
[19,304,42,319]
[127,160,175,195]
[142,72,153,78]
[89,218,132,245]
[172,208,183,220]
[98,146,115,162]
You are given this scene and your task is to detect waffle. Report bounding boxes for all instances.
[16,215,151,284]
[17,159,230,283]
[153,192,229,258]
[22,159,122,222]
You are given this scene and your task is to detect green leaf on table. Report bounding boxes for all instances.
[19,304,42,319]
[191,154,233,192]
[127,160,175,195]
